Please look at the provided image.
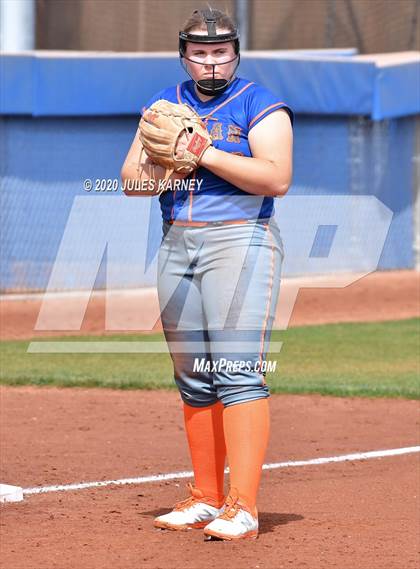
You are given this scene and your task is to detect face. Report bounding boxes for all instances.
[184,29,237,83]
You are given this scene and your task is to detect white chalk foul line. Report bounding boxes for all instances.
[23,445,420,497]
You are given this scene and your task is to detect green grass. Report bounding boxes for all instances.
[0,319,418,399]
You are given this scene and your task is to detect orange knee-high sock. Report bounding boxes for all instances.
[223,398,270,517]
[183,401,226,506]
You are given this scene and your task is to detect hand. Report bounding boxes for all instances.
[175,131,191,159]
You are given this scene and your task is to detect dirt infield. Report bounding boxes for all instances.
[1,269,419,340]
[1,388,419,569]
[1,269,419,568]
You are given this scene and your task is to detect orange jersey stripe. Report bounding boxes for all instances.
[176,84,182,104]
[176,82,255,122]
[248,102,287,129]
[200,82,254,121]
[187,171,196,222]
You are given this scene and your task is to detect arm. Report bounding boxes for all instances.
[200,108,293,197]
[120,125,187,197]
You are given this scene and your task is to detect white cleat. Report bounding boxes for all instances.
[154,483,224,531]
[203,488,259,541]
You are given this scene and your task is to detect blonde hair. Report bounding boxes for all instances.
[181,8,236,34]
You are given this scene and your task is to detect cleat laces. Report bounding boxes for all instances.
[173,482,204,511]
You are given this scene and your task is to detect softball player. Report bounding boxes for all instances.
[121,8,293,541]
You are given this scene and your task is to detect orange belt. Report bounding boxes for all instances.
[169,219,269,228]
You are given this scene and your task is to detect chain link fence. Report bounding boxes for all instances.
[36,0,419,53]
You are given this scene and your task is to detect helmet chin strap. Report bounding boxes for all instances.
[196,78,230,96]
[181,54,240,97]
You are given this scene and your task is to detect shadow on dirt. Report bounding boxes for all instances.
[258,512,304,534]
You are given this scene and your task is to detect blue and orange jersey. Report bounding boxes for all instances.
[143,77,294,223]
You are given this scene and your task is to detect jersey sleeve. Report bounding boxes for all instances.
[246,83,294,131]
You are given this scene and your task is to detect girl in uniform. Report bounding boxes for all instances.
[121,8,293,541]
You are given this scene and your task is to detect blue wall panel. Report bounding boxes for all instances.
[291,115,351,193]
[288,114,414,271]
[1,53,418,119]
[1,116,137,291]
